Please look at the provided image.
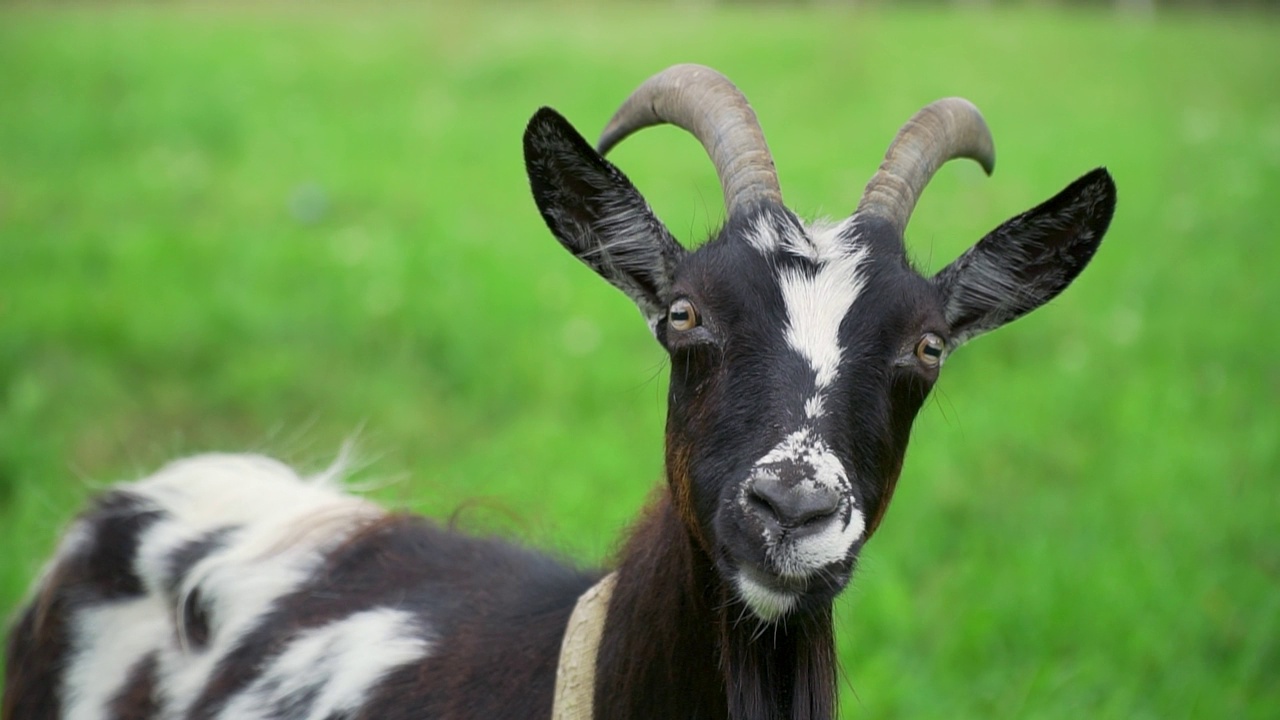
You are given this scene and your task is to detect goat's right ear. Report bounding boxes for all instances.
[524,107,686,329]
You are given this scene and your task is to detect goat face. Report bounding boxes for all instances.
[524,65,1115,623]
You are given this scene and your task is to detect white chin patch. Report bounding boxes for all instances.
[735,567,798,622]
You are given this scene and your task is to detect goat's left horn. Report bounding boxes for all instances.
[857,98,996,235]
[597,64,783,220]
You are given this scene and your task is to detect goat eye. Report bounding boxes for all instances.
[915,333,945,367]
[668,299,700,332]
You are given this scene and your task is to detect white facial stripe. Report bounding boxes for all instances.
[748,216,870,392]
[779,246,870,389]
[739,217,871,608]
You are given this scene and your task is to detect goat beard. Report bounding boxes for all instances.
[718,589,838,720]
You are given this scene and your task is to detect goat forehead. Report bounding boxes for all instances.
[744,213,858,264]
[690,213,873,326]
[677,213,915,428]
[746,214,872,390]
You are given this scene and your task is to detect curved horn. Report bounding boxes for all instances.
[597,64,783,219]
[857,98,996,235]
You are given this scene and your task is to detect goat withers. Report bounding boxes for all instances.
[5,65,1115,720]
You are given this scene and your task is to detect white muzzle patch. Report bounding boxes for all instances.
[741,428,866,578]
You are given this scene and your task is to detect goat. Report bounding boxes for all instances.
[3,64,1115,720]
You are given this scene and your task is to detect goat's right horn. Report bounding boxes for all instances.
[597,64,783,220]
[857,98,996,236]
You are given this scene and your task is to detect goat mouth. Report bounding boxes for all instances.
[733,564,807,622]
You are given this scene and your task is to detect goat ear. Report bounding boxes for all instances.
[524,107,686,329]
[932,168,1116,348]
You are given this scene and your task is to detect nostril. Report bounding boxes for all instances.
[791,491,840,528]
[747,474,840,530]
[746,485,783,523]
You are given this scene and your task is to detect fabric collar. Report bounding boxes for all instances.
[552,572,618,720]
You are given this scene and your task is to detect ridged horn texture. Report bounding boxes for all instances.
[597,64,783,219]
[857,98,996,235]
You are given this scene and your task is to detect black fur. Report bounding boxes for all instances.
[108,653,160,720]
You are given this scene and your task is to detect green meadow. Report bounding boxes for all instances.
[1,3,1276,717]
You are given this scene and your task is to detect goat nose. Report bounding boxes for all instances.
[746,473,840,530]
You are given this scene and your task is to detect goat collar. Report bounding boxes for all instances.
[552,571,618,720]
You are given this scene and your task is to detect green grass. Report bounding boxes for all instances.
[1,3,1277,717]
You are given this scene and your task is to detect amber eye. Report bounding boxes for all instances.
[668,298,699,332]
[915,333,945,368]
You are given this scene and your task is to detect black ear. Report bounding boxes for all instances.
[932,168,1116,348]
[523,107,686,330]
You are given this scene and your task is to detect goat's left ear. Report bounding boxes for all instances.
[524,107,686,330]
[932,168,1116,348]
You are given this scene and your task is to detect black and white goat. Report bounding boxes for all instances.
[3,65,1115,720]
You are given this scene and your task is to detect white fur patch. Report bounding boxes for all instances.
[803,395,825,419]
[746,428,866,577]
[735,567,798,622]
[745,213,782,254]
[747,215,872,389]
[63,598,170,720]
[46,454,393,719]
[779,259,869,389]
[216,608,431,720]
[129,455,386,717]
[779,506,865,576]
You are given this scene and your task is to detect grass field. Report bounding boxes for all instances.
[1,3,1277,717]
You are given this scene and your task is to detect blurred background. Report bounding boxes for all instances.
[1,1,1276,717]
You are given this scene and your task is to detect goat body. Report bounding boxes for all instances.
[3,65,1116,720]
